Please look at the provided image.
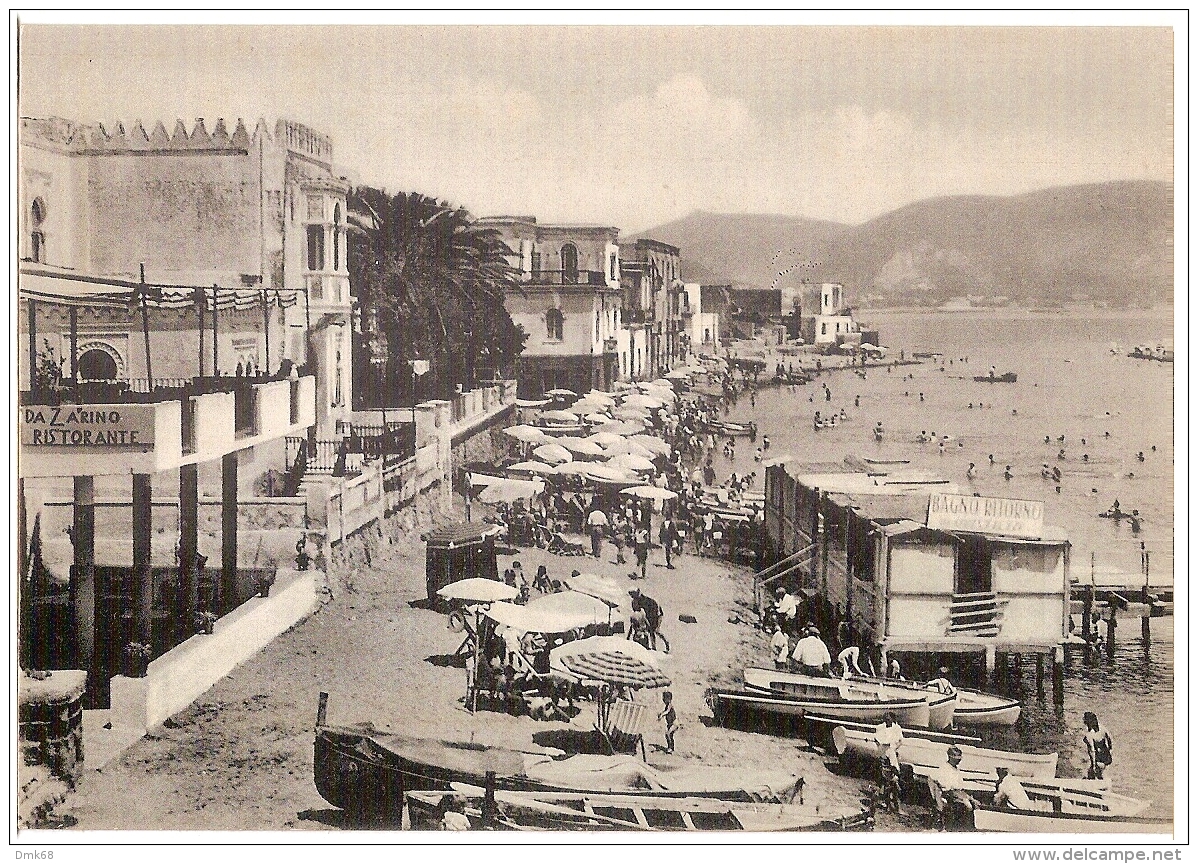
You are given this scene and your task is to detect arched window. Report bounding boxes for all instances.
[560,243,578,284]
[333,203,342,271]
[546,308,564,340]
[78,348,118,381]
[30,197,46,263]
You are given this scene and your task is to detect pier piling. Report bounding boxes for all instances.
[1140,544,1151,647]
[1052,645,1065,708]
[1106,602,1117,659]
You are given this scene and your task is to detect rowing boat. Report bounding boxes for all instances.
[845,675,1020,726]
[744,668,956,730]
[707,687,932,729]
[832,724,1058,779]
[973,789,1166,834]
[406,784,873,832]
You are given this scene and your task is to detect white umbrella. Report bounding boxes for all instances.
[594,420,645,437]
[580,463,638,482]
[479,479,544,504]
[651,379,674,389]
[664,369,691,380]
[630,435,671,456]
[623,440,657,460]
[587,431,624,447]
[596,437,632,456]
[532,443,573,465]
[621,485,677,501]
[565,573,627,608]
[583,412,612,425]
[622,394,664,409]
[503,424,548,443]
[540,409,579,423]
[506,461,559,476]
[585,390,617,405]
[437,577,519,604]
[546,388,577,398]
[612,406,651,421]
[608,453,656,473]
[559,438,607,458]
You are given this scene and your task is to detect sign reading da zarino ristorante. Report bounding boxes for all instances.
[21,404,156,448]
[925,492,1044,540]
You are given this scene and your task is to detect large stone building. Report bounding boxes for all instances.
[480,216,622,398]
[19,116,353,444]
[618,238,686,378]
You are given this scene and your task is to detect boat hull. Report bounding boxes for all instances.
[709,688,932,729]
[954,688,1022,726]
[835,727,1058,779]
[743,668,954,730]
[974,807,1170,835]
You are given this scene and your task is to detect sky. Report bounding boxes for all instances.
[17,18,1176,233]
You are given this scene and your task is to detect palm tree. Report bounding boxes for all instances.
[348,189,526,405]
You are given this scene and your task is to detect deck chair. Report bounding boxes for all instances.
[598,700,653,761]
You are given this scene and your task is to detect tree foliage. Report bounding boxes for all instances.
[348,188,526,405]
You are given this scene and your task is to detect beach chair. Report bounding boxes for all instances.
[598,699,653,761]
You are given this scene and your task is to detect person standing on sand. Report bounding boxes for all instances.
[658,691,679,754]
[634,525,650,579]
[771,625,791,671]
[586,506,609,558]
[659,515,678,569]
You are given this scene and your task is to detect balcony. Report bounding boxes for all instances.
[527,270,611,287]
[20,375,317,478]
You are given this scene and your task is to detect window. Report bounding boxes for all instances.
[560,243,578,283]
[821,322,828,336]
[30,197,46,263]
[609,252,617,281]
[546,308,563,340]
[595,310,601,341]
[306,224,324,271]
[333,203,342,271]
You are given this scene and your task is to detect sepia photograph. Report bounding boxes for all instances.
[12,12,1183,850]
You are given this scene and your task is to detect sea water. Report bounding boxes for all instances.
[720,308,1176,819]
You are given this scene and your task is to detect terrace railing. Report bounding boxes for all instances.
[529,269,610,286]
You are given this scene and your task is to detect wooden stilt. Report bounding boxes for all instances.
[984,645,997,688]
[133,473,154,647]
[1052,645,1065,707]
[1105,602,1117,659]
[1140,544,1151,647]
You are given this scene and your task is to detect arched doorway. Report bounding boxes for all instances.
[560,243,578,284]
[78,348,118,381]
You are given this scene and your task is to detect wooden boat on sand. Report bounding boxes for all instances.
[707,687,932,730]
[744,668,955,730]
[831,723,1058,779]
[973,790,1167,834]
[845,675,1020,727]
[314,695,803,818]
[406,784,873,832]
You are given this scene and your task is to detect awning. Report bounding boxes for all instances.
[19,266,299,311]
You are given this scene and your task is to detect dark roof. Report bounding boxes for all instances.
[423,522,500,547]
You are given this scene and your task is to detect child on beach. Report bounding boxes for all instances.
[658,691,679,754]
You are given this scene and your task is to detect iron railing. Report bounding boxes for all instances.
[528,269,610,286]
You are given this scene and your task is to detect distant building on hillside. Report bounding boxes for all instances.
[480,216,622,398]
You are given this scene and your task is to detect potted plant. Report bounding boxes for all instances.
[195,611,217,635]
[122,642,152,678]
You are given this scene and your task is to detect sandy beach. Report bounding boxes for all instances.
[59,502,876,832]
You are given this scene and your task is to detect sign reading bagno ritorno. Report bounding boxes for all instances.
[925,492,1044,540]
[21,405,156,447]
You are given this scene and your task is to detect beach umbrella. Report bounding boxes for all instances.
[630,435,671,456]
[503,424,548,443]
[622,394,664,410]
[583,412,612,425]
[608,453,656,473]
[515,398,552,408]
[612,406,651,421]
[478,478,544,504]
[587,431,625,448]
[540,409,579,423]
[527,589,615,625]
[585,390,617,405]
[437,577,519,604]
[565,573,627,608]
[550,636,671,689]
[665,368,691,380]
[580,463,638,482]
[554,462,597,476]
[623,440,657,460]
[594,420,645,437]
[532,443,573,465]
[546,388,577,398]
[596,437,631,456]
[559,438,606,458]
[651,379,674,389]
[621,485,677,501]
[506,461,559,476]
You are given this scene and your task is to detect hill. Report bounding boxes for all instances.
[633,181,1172,307]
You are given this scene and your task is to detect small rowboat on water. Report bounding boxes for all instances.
[707,687,933,730]
[743,668,956,731]
[406,785,873,832]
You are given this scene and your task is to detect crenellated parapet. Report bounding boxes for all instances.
[21,116,335,162]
